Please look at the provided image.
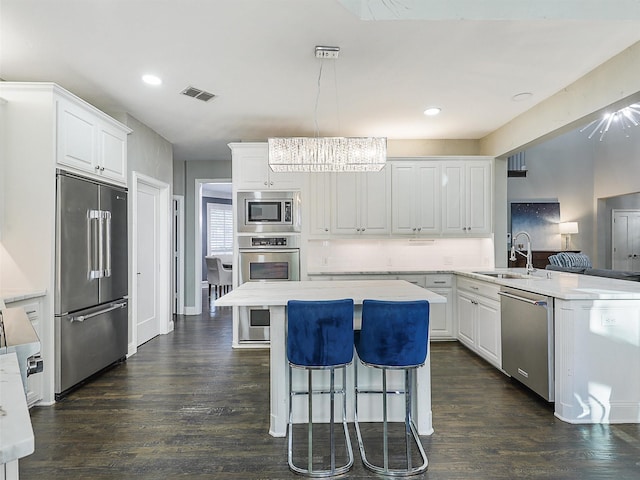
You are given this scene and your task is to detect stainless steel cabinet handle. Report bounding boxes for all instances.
[498,291,547,306]
[71,302,127,322]
[433,281,446,284]
[95,165,100,170]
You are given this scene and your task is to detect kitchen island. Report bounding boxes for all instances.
[215,279,446,437]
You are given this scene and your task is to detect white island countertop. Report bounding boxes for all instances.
[215,279,447,307]
[0,352,35,465]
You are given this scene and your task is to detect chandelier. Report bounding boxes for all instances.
[580,103,640,141]
[268,137,386,172]
[268,46,387,173]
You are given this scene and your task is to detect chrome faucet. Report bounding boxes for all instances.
[510,231,535,273]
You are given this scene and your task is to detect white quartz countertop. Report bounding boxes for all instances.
[0,289,46,305]
[215,279,446,307]
[0,353,35,464]
[457,269,640,300]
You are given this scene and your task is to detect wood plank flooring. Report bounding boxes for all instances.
[21,293,640,479]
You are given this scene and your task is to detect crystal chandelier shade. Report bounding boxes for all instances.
[268,137,387,172]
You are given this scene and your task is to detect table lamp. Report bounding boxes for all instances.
[560,222,579,250]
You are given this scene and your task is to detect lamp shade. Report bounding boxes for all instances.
[559,222,579,235]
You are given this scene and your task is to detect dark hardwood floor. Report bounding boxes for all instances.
[21,292,640,479]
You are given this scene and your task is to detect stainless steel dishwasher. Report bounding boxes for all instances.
[499,287,554,401]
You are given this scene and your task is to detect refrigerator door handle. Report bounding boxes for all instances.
[103,210,112,277]
[69,302,127,323]
[89,210,103,279]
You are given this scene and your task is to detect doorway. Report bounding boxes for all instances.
[193,179,232,314]
[132,172,172,353]
[612,209,640,271]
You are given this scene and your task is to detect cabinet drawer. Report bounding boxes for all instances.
[425,274,452,288]
[457,277,499,300]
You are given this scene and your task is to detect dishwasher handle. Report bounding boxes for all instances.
[498,290,547,307]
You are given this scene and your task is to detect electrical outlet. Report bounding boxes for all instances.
[602,315,617,326]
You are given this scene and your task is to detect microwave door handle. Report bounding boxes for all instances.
[88,210,102,279]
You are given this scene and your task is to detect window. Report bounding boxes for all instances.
[207,202,233,255]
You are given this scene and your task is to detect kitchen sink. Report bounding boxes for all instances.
[473,271,534,280]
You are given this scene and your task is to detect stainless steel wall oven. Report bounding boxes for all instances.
[237,235,300,343]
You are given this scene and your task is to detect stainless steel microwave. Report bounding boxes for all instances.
[237,191,301,233]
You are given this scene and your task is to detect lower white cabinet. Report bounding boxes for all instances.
[425,274,455,340]
[456,277,501,368]
[4,298,43,407]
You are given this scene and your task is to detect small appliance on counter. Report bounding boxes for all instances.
[0,307,43,394]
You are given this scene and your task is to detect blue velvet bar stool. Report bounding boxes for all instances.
[354,299,430,476]
[286,299,355,477]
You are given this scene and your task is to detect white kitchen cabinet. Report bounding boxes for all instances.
[56,95,130,185]
[306,172,332,235]
[442,160,492,235]
[4,298,44,408]
[391,162,441,235]
[456,276,501,368]
[331,168,390,235]
[230,143,302,191]
[425,274,455,339]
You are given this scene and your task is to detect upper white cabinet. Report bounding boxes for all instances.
[307,172,332,235]
[230,143,302,191]
[442,160,492,234]
[331,168,390,235]
[391,162,441,235]
[56,95,130,185]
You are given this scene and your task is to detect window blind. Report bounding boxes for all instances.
[207,202,233,255]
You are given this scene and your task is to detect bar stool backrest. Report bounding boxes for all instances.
[287,299,354,367]
[358,299,430,368]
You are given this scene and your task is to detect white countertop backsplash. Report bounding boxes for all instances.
[306,237,495,273]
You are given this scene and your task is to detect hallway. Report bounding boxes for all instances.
[20,294,640,479]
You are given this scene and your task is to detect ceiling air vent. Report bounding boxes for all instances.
[181,86,216,102]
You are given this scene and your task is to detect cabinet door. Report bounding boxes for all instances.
[416,163,441,234]
[307,172,331,235]
[57,98,96,171]
[430,287,454,339]
[391,163,416,234]
[441,162,465,234]
[98,122,127,183]
[467,161,491,234]
[332,172,360,234]
[476,297,501,368]
[359,169,389,234]
[456,291,476,348]
[235,148,272,189]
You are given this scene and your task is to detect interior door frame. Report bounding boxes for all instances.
[173,195,185,315]
[192,178,232,315]
[130,171,172,356]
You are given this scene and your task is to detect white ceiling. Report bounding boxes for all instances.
[2,0,640,161]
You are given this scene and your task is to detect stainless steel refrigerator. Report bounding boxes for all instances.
[54,170,128,397]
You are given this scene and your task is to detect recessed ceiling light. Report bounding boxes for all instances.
[424,107,441,116]
[142,74,162,86]
[512,92,533,102]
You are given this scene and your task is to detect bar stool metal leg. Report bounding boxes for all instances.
[354,299,431,477]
